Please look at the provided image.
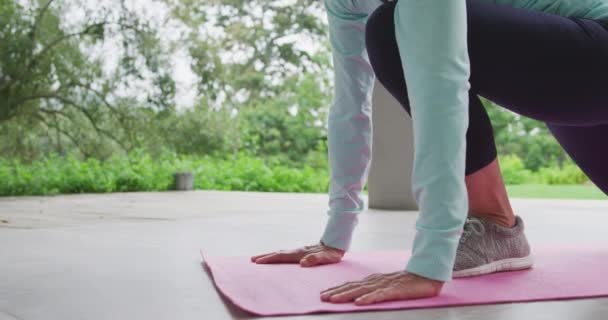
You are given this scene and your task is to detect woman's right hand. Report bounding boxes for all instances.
[250,241,345,267]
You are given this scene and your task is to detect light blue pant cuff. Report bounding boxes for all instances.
[320,212,360,251]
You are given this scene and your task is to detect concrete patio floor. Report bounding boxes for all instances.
[1,191,608,320]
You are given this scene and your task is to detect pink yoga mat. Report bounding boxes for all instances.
[202,246,608,316]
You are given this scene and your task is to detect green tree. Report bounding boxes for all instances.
[240,72,330,162]
[482,98,567,171]
[0,0,175,159]
[165,0,328,109]
[161,101,240,156]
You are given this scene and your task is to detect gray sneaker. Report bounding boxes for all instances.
[453,215,533,278]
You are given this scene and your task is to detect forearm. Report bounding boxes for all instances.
[394,0,470,282]
[320,0,381,251]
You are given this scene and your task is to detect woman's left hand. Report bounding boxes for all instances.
[320,271,444,306]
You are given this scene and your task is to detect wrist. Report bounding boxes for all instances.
[320,240,345,254]
[408,271,445,287]
[320,212,359,251]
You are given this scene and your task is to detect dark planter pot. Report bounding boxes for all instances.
[174,172,194,191]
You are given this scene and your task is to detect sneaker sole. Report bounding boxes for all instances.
[453,255,534,278]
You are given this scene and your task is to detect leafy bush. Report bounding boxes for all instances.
[537,161,589,185]
[498,154,589,185]
[498,155,533,185]
[0,150,593,197]
[0,151,329,196]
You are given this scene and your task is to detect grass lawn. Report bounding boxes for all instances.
[506,184,607,200]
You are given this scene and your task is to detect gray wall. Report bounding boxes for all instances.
[368,81,418,210]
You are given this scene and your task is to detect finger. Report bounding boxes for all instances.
[250,253,275,262]
[254,252,299,264]
[320,271,401,296]
[354,288,393,305]
[300,252,339,267]
[251,249,293,260]
[320,284,352,297]
[320,280,358,294]
[299,253,319,267]
[321,271,390,295]
[355,286,413,306]
[325,284,379,303]
[362,273,389,281]
[320,280,365,298]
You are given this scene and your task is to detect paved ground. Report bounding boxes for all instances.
[1,191,608,319]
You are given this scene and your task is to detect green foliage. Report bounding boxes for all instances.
[1,0,175,155]
[0,0,596,199]
[160,103,240,156]
[537,161,589,185]
[1,150,592,197]
[498,155,533,185]
[0,151,329,196]
[168,0,328,108]
[240,73,329,162]
[483,98,567,171]
[498,154,589,185]
[0,0,332,163]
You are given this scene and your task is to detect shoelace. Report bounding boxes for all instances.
[459,217,486,244]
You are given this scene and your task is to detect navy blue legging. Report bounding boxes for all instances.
[365,0,608,194]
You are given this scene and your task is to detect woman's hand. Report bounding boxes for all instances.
[320,271,444,305]
[250,241,345,267]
